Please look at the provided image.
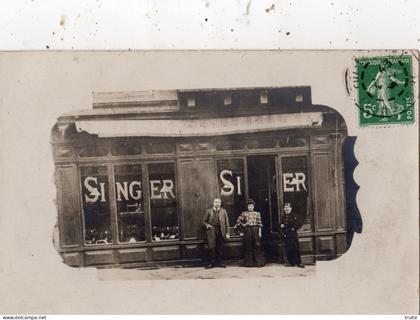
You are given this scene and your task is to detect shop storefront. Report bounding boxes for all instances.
[52,86,348,267]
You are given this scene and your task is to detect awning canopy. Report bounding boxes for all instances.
[75,112,323,138]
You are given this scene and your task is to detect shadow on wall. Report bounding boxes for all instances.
[343,136,362,247]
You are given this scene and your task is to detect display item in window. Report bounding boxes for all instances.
[152,226,179,241]
[86,227,112,245]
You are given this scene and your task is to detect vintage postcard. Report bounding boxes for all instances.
[0,50,418,314]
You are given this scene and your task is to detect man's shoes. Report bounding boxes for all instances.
[297,264,305,268]
[217,263,226,268]
[205,264,215,269]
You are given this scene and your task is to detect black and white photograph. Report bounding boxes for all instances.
[52,84,354,279]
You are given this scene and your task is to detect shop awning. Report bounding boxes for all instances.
[75,112,323,138]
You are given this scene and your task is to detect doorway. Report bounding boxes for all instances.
[247,155,279,261]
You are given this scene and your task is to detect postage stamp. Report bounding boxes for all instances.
[355,55,415,126]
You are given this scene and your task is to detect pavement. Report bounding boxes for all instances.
[97,263,316,281]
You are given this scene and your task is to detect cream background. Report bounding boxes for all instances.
[0,50,418,314]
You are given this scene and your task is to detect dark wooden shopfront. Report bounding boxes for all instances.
[52,87,348,267]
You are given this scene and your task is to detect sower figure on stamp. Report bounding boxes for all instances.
[202,198,230,268]
[234,199,266,268]
[367,59,405,117]
[280,202,305,268]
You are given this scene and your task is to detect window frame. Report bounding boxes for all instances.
[78,164,115,247]
[145,159,181,243]
[112,162,147,245]
[277,152,313,235]
[214,156,248,233]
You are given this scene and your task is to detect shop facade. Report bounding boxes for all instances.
[52,86,348,267]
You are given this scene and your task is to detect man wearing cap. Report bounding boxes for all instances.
[202,198,230,268]
[280,202,305,268]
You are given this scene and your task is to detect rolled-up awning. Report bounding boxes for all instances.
[75,112,323,138]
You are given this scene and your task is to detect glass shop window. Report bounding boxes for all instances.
[111,139,142,156]
[145,141,175,154]
[80,166,113,245]
[247,138,277,149]
[281,156,311,232]
[278,136,308,148]
[79,141,109,157]
[216,159,246,227]
[114,164,145,243]
[148,163,179,241]
[215,138,245,151]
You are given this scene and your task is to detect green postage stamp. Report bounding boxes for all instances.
[355,55,415,126]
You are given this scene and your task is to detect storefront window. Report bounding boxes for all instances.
[79,141,109,157]
[278,136,307,148]
[281,156,311,232]
[111,139,142,156]
[80,166,113,245]
[215,138,245,151]
[247,138,277,149]
[145,141,175,154]
[114,164,145,243]
[216,159,246,226]
[148,163,179,241]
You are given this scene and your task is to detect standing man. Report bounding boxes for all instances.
[202,198,230,268]
[280,202,305,268]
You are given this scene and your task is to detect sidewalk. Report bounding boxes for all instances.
[97,263,316,281]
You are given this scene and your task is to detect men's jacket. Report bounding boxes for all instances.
[202,208,230,240]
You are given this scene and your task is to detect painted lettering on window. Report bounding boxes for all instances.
[82,176,176,203]
[84,176,106,202]
[283,172,307,192]
[115,181,142,201]
[219,169,242,196]
[150,179,176,199]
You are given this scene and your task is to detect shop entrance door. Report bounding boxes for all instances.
[247,155,279,261]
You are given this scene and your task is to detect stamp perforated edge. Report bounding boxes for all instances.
[350,50,419,129]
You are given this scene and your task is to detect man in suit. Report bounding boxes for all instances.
[280,202,305,268]
[202,198,230,268]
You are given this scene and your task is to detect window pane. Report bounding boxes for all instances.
[145,141,175,154]
[114,164,145,243]
[278,136,307,148]
[247,138,277,149]
[216,159,245,227]
[79,142,109,157]
[80,166,113,245]
[148,163,179,241]
[215,138,245,151]
[281,156,311,232]
[111,139,142,156]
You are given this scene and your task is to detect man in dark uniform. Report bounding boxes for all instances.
[280,202,305,268]
[202,198,230,268]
